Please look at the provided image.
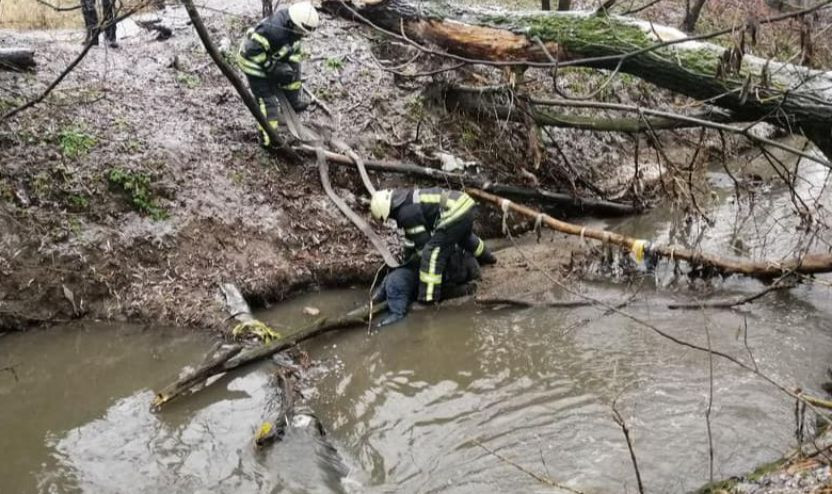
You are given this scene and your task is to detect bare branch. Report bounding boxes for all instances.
[611,400,645,494]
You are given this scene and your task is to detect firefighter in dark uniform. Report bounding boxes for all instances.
[370,187,497,305]
[372,245,482,327]
[81,0,118,48]
[236,2,319,146]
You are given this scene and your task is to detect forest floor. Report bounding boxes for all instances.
[0,0,707,332]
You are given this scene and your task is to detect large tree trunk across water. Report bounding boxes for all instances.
[322,0,832,159]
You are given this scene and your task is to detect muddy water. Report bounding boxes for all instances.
[3,154,832,493]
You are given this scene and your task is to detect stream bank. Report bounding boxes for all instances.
[1,0,748,332]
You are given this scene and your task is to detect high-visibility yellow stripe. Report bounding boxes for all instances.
[288,54,302,63]
[419,271,442,284]
[405,225,426,235]
[258,98,270,147]
[282,80,302,90]
[277,45,291,58]
[250,32,271,51]
[251,53,267,63]
[237,55,266,77]
[423,246,443,301]
[418,193,441,203]
[474,238,485,257]
[437,195,474,228]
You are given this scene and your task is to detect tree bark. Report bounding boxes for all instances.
[0,48,36,71]
[681,0,708,33]
[322,0,832,160]
[541,0,551,11]
[557,0,572,10]
[152,300,387,410]
[262,0,273,18]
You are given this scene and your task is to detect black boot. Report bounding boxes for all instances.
[376,312,405,328]
[478,250,497,265]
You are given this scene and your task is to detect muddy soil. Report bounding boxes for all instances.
[0,0,767,331]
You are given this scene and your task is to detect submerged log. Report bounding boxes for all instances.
[467,187,832,279]
[323,0,832,160]
[0,48,36,71]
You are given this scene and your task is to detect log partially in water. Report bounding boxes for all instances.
[151,300,387,411]
[0,49,36,71]
[468,187,832,279]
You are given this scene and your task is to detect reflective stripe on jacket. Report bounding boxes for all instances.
[390,188,476,250]
[237,8,302,78]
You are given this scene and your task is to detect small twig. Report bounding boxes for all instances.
[475,297,596,308]
[34,0,83,11]
[611,400,645,494]
[473,439,584,493]
[703,314,715,486]
[667,282,795,309]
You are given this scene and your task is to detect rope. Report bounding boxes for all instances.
[534,213,544,243]
[500,198,512,236]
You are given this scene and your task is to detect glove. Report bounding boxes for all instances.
[266,62,295,85]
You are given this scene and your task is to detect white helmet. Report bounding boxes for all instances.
[288,2,320,35]
[370,189,393,221]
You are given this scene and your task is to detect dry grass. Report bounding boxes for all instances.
[0,0,83,29]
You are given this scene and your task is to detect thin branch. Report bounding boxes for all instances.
[667,282,795,309]
[611,400,645,494]
[621,0,663,15]
[34,0,82,11]
[703,315,715,486]
[473,439,584,493]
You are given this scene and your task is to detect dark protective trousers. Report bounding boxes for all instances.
[379,249,481,318]
[246,69,303,146]
[418,209,485,303]
[81,0,117,44]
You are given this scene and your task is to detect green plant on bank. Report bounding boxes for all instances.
[175,72,201,89]
[107,168,168,220]
[324,56,344,71]
[0,178,14,203]
[59,127,96,159]
[67,194,89,210]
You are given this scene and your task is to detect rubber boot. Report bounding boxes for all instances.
[477,250,497,265]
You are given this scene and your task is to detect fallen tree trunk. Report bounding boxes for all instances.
[467,188,832,279]
[0,49,36,71]
[151,300,386,411]
[323,0,832,160]
[446,83,738,132]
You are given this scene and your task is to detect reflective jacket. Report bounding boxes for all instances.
[389,188,476,250]
[237,8,303,80]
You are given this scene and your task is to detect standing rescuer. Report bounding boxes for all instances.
[237,2,319,146]
[370,187,497,304]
